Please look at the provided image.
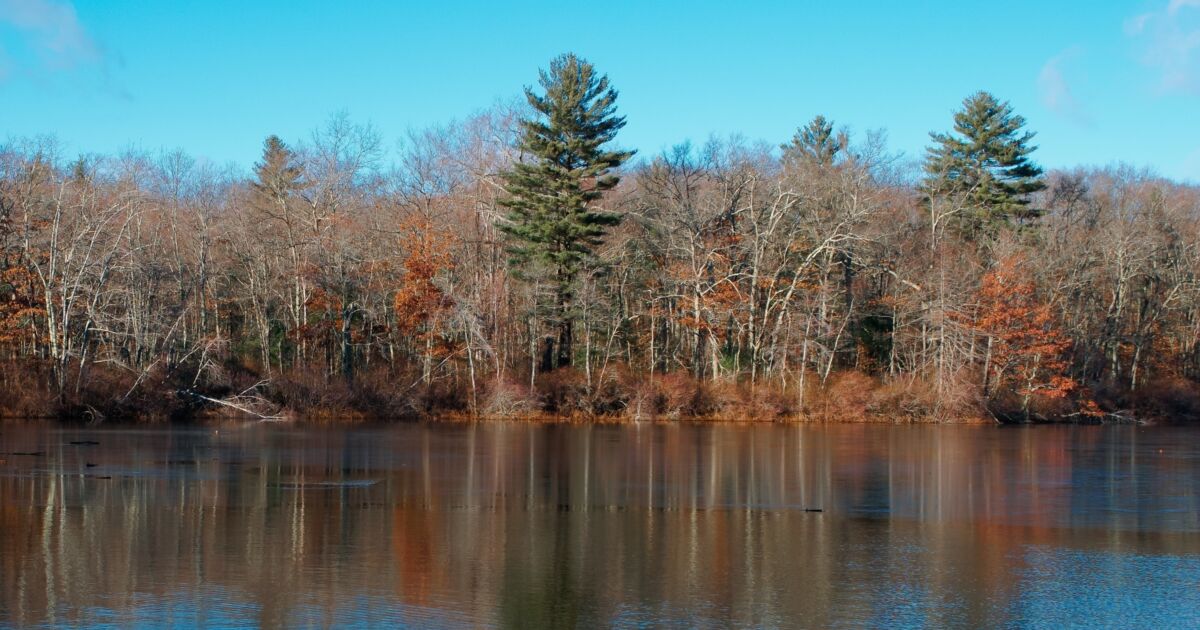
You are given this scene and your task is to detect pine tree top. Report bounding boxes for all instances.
[782,115,846,168]
[923,91,1046,234]
[252,135,305,199]
[499,53,634,277]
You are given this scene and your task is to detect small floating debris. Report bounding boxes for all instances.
[5,451,45,457]
[85,475,113,480]
[804,508,824,513]
[68,440,101,446]
[85,462,98,468]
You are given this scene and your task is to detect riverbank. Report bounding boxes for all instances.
[0,397,1155,425]
[2,360,1186,425]
[0,409,997,425]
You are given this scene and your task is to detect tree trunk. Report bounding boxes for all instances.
[557,318,572,369]
[341,303,354,382]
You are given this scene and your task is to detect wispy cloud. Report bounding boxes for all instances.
[1125,12,1153,35]
[0,0,101,76]
[1038,47,1091,124]
[1170,0,1200,15]
[1126,0,1200,94]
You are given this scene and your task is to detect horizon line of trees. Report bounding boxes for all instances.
[3,52,1200,422]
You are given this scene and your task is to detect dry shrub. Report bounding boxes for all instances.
[751,385,795,419]
[535,368,590,416]
[868,372,981,422]
[484,368,629,419]
[816,371,876,420]
[1021,391,1079,421]
[934,370,986,421]
[482,377,538,418]
[622,372,794,421]
[705,380,782,420]
[795,370,984,423]
[413,379,471,417]
[1127,376,1200,423]
[660,372,710,418]
[586,368,631,416]
[0,360,55,419]
[266,367,337,414]
[624,371,707,420]
[271,365,474,421]
[89,363,169,421]
[867,376,929,420]
[1,358,203,422]
[45,364,149,423]
[703,380,744,419]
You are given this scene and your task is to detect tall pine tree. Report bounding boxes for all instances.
[782,115,845,168]
[923,92,1045,237]
[500,53,634,372]
[252,135,304,204]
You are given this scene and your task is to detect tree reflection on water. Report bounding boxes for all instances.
[1,424,1198,627]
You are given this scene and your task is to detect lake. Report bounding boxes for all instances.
[1,423,1199,628]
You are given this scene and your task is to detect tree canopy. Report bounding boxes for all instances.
[923,91,1045,237]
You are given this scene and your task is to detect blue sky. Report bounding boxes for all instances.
[2,0,1199,181]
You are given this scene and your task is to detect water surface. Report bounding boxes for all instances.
[1,423,1198,628]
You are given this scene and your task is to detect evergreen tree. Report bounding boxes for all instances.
[782,115,845,168]
[250,135,307,371]
[500,53,634,371]
[923,92,1045,237]
[252,135,304,201]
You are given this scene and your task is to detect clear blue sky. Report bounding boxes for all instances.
[2,0,1199,181]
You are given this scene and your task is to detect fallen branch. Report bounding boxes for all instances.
[179,386,287,422]
[1058,409,1143,425]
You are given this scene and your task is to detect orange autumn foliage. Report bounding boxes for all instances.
[393,217,456,345]
[0,267,40,345]
[973,256,1075,403]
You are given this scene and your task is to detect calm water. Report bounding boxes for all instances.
[1,423,1199,628]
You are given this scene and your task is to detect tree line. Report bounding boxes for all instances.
[3,53,1199,422]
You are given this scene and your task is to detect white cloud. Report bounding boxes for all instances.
[1127,0,1200,93]
[1125,12,1153,34]
[0,0,100,74]
[1170,0,1200,15]
[1038,48,1091,124]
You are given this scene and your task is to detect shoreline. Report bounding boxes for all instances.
[2,412,1150,427]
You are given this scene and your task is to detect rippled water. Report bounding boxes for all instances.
[1,423,1198,628]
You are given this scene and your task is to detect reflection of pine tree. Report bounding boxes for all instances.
[497,513,582,630]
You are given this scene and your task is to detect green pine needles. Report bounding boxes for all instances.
[923,91,1045,238]
[500,53,634,372]
[782,115,845,168]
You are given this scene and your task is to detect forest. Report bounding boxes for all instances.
[3,53,1200,423]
